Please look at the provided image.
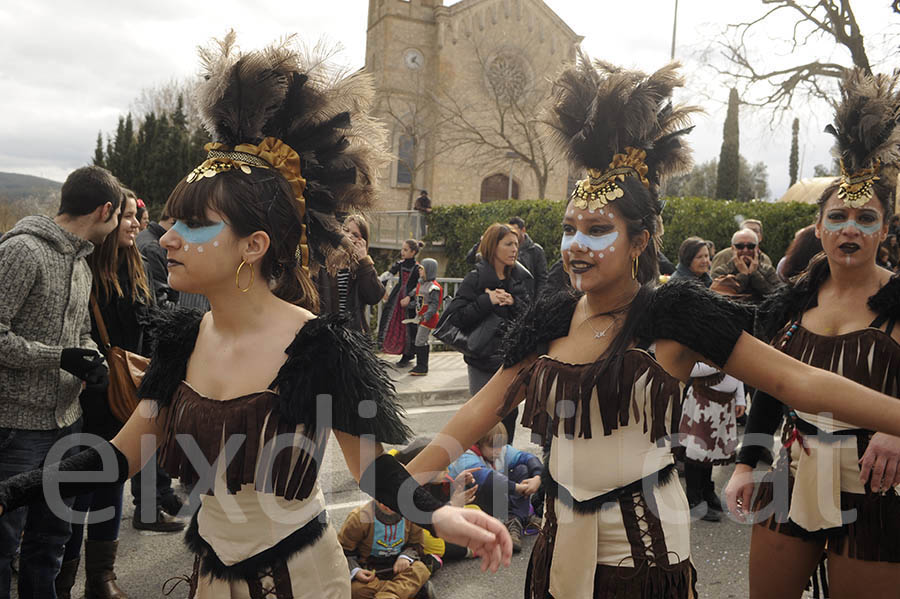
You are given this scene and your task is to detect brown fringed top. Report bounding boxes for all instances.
[691,371,735,405]
[159,383,326,502]
[780,323,900,431]
[501,349,681,445]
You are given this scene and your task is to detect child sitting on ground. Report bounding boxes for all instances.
[409,258,442,376]
[338,499,435,599]
[448,422,543,552]
[392,440,478,573]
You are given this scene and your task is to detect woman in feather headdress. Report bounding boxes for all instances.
[404,56,900,599]
[0,33,512,598]
[726,68,900,599]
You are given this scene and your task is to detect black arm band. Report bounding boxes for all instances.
[359,454,445,527]
[0,441,130,514]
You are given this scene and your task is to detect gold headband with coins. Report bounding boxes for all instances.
[186,137,310,270]
[571,147,651,211]
[837,158,881,209]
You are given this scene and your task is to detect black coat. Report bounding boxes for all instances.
[136,222,177,307]
[517,234,548,297]
[448,261,531,372]
[81,264,152,440]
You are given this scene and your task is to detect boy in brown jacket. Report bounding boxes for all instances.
[338,500,435,599]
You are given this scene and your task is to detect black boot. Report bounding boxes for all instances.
[84,540,129,598]
[395,355,413,368]
[55,557,80,599]
[410,345,429,376]
[704,476,724,513]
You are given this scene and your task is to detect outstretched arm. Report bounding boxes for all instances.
[722,332,900,437]
[406,358,533,485]
[334,430,513,572]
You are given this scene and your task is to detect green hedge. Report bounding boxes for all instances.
[427,197,819,276]
[659,197,818,265]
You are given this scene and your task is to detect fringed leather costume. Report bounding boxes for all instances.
[739,274,900,563]
[140,309,412,598]
[500,281,752,599]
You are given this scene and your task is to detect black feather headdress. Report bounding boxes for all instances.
[545,53,699,211]
[824,68,900,208]
[189,31,388,269]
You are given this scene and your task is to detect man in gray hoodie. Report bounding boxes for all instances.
[0,165,121,598]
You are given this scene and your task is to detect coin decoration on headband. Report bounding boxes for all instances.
[837,160,881,208]
[571,147,651,211]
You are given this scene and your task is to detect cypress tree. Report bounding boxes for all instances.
[93,132,105,167]
[715,88,740,200]
[789,118,799,186]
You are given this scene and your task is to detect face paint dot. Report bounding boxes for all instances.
[608,212,615,219]
[183,244,190,252]
[599,253,604,258]
[610,246,616,252]
[577,214,583,220]
[213,241,220,247]
[197,246,204,253]
[589,252,594,258]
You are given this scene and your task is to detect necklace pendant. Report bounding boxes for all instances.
[595,331,606,339]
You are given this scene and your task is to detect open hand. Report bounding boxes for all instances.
[451,468,479,507]
[725,464,756,522]
[432,505,512,572]
[859,432,900,492]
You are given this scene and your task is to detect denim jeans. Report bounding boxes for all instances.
[0,420,81,599]
[63,482,124,561]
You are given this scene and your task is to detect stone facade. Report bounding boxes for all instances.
[366,0,582,211]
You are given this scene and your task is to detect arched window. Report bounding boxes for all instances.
[396,134,414,185]
[480,174,519,203]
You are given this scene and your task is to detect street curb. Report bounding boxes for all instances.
[396,387,469,408]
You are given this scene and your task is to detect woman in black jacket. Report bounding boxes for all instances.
[670,236,712,287]
[449,223,531,442]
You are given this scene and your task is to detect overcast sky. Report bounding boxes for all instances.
[1,0,898,199]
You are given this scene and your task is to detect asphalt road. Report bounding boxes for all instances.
[12,405,762,599]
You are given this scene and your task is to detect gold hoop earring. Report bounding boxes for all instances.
[632,256,639,280]
[236,260,254,293]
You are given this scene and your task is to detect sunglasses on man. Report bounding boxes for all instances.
[734,243,757,250]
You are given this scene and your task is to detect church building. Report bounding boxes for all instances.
[365,0,582,210]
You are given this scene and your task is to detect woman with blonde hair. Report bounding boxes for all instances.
[447,222,531,442]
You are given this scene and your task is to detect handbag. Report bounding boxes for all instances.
[432,302,503,359]
[91,296,150,423]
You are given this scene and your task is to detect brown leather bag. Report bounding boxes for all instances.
[91,297,150,423]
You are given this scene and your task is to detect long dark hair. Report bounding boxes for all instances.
[781,224,823,282]
[165,168,318,312]
[88,191,151,304]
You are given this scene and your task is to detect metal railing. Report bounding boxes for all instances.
[368,211,425,249]
[366,276,464,345]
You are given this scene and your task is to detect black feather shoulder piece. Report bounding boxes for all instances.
[638,279,755,368]
[501,289,580,368]
[825,68,900,206]
[137,308,204,405]
[193,32,389,266]
[867,275,900,321]
[274,314,412,445]
[545,53,700,193]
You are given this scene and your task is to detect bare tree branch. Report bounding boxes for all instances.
[713,0,875,116]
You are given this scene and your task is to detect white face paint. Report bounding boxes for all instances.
[560,230,619,254]
[183,244,190,252]
[574,274,583,291]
